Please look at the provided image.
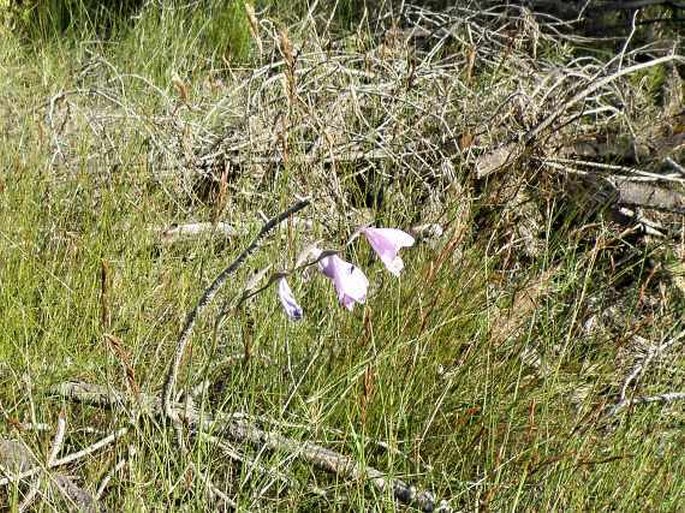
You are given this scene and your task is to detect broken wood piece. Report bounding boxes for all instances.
[52,475,98,513]
[609,179,685,214]
[617,207,666,237]
[474,142,521,179]
[0,438,35,474]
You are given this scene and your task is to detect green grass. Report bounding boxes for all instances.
[1,2,685,512]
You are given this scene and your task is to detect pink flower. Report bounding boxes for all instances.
[277,277,303,320]
[317,252,369,311]
[361,227,415,276]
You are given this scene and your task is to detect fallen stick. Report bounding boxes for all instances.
[51,381,450,512]
[47,413,67,466]
[224,418,442,511]
[543,159,685,216]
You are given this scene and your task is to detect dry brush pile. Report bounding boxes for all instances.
[2,2,685,511]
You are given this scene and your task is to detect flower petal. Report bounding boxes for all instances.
[383,256,405,276]
[362,227,415,276]
[333,260,368,308]
[318,254,369,310]
[317,253,337,281]
[277,277,303,320]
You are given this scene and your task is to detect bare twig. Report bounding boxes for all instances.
[665,157,685,176]
[611,392,685,414]
[608,332,685,416]
[162,199,311,422]
[50,427,128,467]
[47,413,67,466]
[94,446,136,501]
[0,428,128,487]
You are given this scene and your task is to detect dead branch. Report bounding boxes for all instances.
[52,475,98,513]
[47,413,67,466]
[51,381,451,512]
[476,54,684,178]
[161,198,311,423]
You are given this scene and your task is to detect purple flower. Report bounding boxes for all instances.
[277,277,303,320]
[361,227,415,276]
[317,253,369,311]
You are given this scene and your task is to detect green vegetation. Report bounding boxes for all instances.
[1,2,684,511]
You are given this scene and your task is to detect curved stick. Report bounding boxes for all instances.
[162,199,311,421]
